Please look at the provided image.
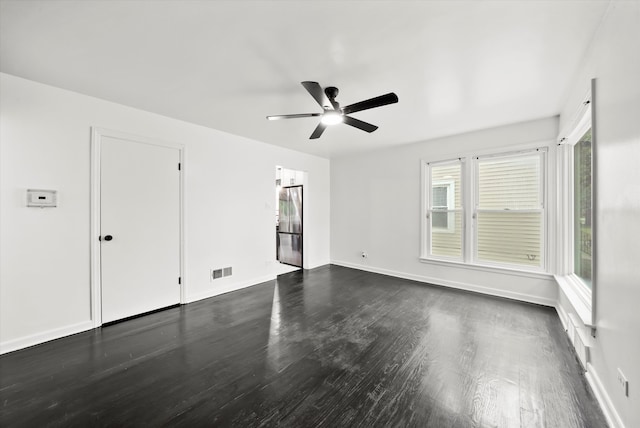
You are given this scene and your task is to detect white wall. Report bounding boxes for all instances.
[0,73,330,353]
[557,2,640,427]
[331,116,559,306]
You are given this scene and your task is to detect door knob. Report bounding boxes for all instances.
[103,235,113,241]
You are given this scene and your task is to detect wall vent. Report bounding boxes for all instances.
[574,330,590,370]
[567,313,591,370]
[211,267,232,281]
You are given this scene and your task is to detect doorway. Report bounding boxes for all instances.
[276,166,305,271]
[91,128,184,326]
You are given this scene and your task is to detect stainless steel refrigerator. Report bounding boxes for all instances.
[277,185,303,267]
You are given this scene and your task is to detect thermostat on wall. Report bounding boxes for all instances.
[27,189,57,207]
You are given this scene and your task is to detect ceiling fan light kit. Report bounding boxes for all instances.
[267,81,398,139]
[320,111,343,126]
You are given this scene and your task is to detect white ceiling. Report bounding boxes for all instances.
[0,0,609,158]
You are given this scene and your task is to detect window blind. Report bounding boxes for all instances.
[476,153,543,267]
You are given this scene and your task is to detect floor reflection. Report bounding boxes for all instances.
[0,265,608,427]
[266,282,283,374]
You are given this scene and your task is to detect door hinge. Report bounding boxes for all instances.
[178,163,181,171]
[178,277,181,285]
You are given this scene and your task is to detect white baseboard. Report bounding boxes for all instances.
[331,260,556,307]
[1,274,279,354]
[554,294,626,428]
[187,273,276,304]
[0,320,94,355]
[586,362,626,428]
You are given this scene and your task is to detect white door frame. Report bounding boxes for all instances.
[90,127,186,327]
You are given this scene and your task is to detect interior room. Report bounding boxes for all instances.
[1,1,638,427]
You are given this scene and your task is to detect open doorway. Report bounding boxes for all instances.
[276,166,305,272]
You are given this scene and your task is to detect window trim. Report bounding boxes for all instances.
[420,256,554,280]
[556,85,595,326]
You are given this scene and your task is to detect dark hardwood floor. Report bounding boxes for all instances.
[0,265,607,427]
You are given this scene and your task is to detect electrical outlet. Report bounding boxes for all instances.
[617,368,629,397]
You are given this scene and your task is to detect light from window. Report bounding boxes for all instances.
[476,154,543,268]
[574,129,592,288]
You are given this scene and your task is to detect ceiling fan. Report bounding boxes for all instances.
[266,81,399,139]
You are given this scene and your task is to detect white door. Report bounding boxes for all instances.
[100,136,181,323]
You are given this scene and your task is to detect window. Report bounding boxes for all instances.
[574,129,592,288]
[432,181,454,230]
[475,152,544,268]
[425,161,463,260]
[422,149,547,272]
[555,89,594,325]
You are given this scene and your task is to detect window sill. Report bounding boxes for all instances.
[555,274,594,327]
[419,257,552,280]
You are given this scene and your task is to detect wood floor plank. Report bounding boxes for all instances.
[0,265,608,427]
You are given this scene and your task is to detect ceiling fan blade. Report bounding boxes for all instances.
[301,81,333,109]
[267,113,322,120]
[342,92,399,115]
[343,116,378,133]
[309,122,327,139]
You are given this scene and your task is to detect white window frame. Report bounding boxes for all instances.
[421,159,464,262]
[421,146,551,278]
[555,89,594,327]
[472,149,547,272]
